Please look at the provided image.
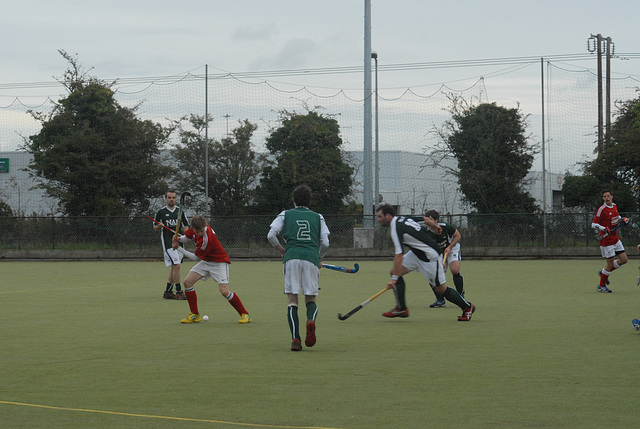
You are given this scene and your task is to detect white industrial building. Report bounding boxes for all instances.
[0,150,563,216]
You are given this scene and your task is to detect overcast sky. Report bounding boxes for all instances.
[2,0,639,169]
[2,0,639,91]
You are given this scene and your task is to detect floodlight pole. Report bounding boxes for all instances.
[541,58,547,246]
[223,114,232,137]
[372,51,379,209]
[205,64,210,215]
[605,36,612,144]
[363,0,373,227]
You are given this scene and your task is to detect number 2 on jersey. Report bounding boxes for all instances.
[296,220,311,240]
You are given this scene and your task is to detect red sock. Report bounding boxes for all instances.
[227,292,248,315]
[186,289,199,314]
[599,273,606,286]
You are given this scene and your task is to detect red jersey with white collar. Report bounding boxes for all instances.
[593,203,621,246]
[184,225,231,263]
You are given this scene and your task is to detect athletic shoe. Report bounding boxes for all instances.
[633,319,640,331]
[238,313,252,324]
[429,299,446,308]
[291,339,302,351]
[175,291,186,300]
[305,320,316,347]
[457,303,476,321]
[163,291,176,299]
[382,307,409,318]
[180,313,202,324]
[598,270,610,285]
[597,285,613,293]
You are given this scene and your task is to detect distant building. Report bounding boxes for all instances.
[348,150,564,215]
[0,150,563,216]
[0,151,57,215]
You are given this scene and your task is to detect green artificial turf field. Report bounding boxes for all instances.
[1,259,640,428]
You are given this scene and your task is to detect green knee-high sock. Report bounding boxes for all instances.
[453,273,464,295]
[443,287,470,309]
[287,305,300,340]
[306,301,318,322]
[394,276,407,310]
[432,285,442,300]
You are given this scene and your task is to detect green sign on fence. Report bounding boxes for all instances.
[0,158,9,173]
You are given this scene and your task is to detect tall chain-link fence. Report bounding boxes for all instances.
[2,213,638,254]
[2,64,640,217]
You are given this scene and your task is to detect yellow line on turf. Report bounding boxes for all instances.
[0,284,114,294]
[0,400,346,429]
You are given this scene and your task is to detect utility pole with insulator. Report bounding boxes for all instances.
[587,34,615,154]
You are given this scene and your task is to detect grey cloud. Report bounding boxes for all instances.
[249,38,319,70]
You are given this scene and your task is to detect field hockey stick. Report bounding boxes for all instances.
[598,221,626,241]
[146,216,176,234]
[337,288,388,321]
[175,192,191,237]
[322,263,359,273]
[442,250,449,269]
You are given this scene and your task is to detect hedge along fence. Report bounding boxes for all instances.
[2,213,638,254]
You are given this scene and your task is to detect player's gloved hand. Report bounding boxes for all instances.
[604,227,611,235]
[623,217,629,224]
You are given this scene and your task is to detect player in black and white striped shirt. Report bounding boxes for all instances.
[376,204,475,321]
[153,191,189,299]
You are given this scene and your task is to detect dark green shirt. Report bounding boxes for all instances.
[269,207,329,265]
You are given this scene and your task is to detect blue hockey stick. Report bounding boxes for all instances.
[322,263,359,274]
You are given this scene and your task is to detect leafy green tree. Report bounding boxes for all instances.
[24,51,172,216]
[561,174,636,212]
[562,94,640,211]
[255,110,354,214]
[585,95,639,210]
[561,174,602,211]
[0,201,13,216]
[427,98,538,213]
[173,115,264,216]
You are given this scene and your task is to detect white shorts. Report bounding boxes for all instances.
[163,247,183,267]
[283,259,320,296]
[402,250,446,288]
[189,260,230,285]
[600,240,626,259]
[443,243,461,272]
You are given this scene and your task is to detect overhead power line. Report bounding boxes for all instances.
[0,52,638,91]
